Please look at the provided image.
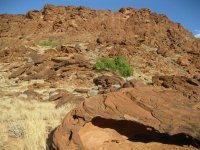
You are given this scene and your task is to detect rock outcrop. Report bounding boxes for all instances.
[93,75,124,88]
[152,76,200,102]
[52,86,200,150]
[49,89,85,108]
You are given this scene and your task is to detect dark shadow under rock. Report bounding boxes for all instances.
[91,117,200,148]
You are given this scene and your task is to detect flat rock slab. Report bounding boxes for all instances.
[49,89,85,108]
[51,57,69,63]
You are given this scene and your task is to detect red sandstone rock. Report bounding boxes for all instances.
[52,86,200,150]
[177,56,190,66]
[93,75,125,88]
[0,4,200,77]
[9,64,30,79]
[23,89,43,101]
[26,10,42,19]
[59,45,81,53]
[152,76,200,102]
[28,52,44,65]
[49,89,85,108]
[123,78,145,88]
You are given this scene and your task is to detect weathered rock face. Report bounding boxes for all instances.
[152,76,200,102]
[123,78,145,88]
[1,4,200,79]
[93,75,124,88]
[1,4,199,52]
[49,89,85,108]
[52,86,200,150]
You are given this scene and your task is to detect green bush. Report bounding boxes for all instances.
[94,58,116,70]
[93,56,133,77]
[37,41,59,47]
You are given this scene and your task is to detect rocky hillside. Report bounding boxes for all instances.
[0,4,200,80]
[0,4,200,150]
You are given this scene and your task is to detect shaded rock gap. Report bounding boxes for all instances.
[91,117,200,148]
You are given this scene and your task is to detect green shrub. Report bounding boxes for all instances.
[93,56,133,77]
[37,41,59,47]
[94,58,116,70]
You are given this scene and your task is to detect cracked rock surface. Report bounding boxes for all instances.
[52,86,200,150]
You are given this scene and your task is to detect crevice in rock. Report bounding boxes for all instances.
[91,117,200,148]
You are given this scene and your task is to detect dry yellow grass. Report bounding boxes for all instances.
[0,97,75,150]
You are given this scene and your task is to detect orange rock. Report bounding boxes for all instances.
[177,56,190,66]
[152,75,200,101]
[52,86,200,150]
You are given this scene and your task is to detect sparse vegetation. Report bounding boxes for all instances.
[94,55,133,77]
[37,41,59,47]
[0,98,75,150]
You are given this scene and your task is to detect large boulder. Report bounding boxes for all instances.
[52,86,200,150]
